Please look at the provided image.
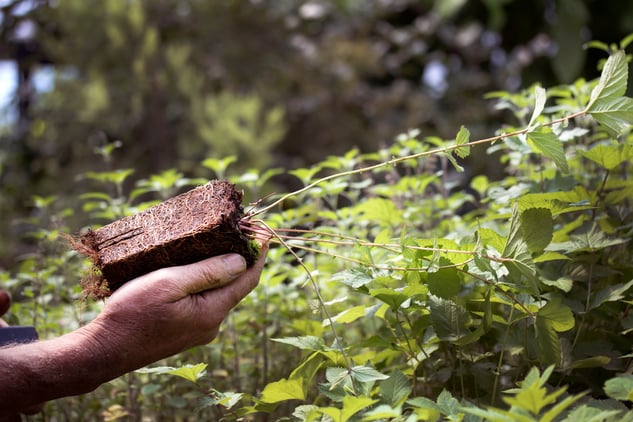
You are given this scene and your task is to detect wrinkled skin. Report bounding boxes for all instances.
[0,241,268,420]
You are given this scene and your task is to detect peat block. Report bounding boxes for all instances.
[77,180,257,297]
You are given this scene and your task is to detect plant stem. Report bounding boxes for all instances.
[253,219,359,396]
[250,110,588,218]
[492,305,515,405]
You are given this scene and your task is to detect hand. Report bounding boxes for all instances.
[81,241,269,373]
[0,241,268,415]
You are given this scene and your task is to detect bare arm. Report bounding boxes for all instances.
[0,245,267,415]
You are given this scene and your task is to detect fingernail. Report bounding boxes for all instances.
[223,254,246,277]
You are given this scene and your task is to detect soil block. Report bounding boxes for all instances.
[76,180,257,298]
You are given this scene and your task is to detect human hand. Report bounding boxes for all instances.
[80,241,269,373]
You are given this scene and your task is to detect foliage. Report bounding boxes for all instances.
[5,0,633,266]
[3,44,633,421]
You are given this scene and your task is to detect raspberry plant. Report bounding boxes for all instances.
[3,44,633,421]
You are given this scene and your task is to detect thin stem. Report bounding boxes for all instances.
[492,305,515,405]
[250,110,587,218]
[253,219,359,395]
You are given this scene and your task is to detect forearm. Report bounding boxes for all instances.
[0,326,123,413]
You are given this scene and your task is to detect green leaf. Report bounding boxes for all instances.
[526,127,569,173]
[356,198,404,227]
[504,366,564,415]
[341,395,378,421]
[588,96,633,136]
[589,279,633,310]
[520,207,554,254]
[503,207,540,294]
[436,389,460,416]
[427,268,461,298]
[380,369,412,408]
[370,287,410,310]
[332,268,375,289]
[351,365,390,383]
[583,143,633,170]
[271,336,329,351]
[331,305,367,324]
[586,50,628,109]
[201,155,237,178]
[535,298,574,366]
[454,125,471,158]
[585,50,633,135]
[290,352,325,391]
[570,355,611,369]
[136,363,208,384]
[429,295,472,342]
[202,389,244,410]
[528,85,547,129]
[604,374,633,401]
[539,297,575,333]
[259,377,306,403]
[540,391,587,422]
[362,404,402,420]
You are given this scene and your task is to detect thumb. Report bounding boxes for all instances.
[174,254,247,295]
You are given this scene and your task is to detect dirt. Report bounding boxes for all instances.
[73,180,258,299]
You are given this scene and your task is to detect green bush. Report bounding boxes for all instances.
[3,44,633,421]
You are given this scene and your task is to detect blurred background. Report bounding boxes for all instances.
[1,0,632,267]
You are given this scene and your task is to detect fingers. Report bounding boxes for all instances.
[202,242,269,313]
[166,239,270,296]
[179,253,248,295]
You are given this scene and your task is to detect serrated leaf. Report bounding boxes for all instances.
[357,197,404,227]
[561,404,623,422]
[429,295,472,341]
[136,363,208,384]
[380,369,412,408]
[535,298,574,366]
[589,96,633,136]
[503,207,540,294]
[332,268,375,289]
[351,365,390,383]
[589,279,633,310]
[526,127,569,173]
[520,207,554,254]
[427,268,460,298]
[528,85,547,129]
[534,326,559,369]
[604,374,633,401]
[539,297,575,332]
[436,389,459,415]
[341,395,378,421]
[331,305,367,324]
[362,404,402,420]
[271,336,328,351]
[259,377,306,403]
[583,143,633,170]
[587,50,628,109]
[370,287,409,310]
[406,396,441,411]
[454,125,471,158]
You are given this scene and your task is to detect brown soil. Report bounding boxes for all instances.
[74,180,258,298]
